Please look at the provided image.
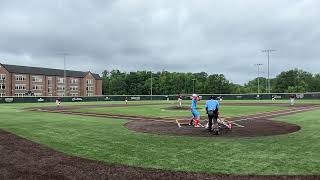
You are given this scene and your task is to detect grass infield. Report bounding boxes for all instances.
[0,100,319,175]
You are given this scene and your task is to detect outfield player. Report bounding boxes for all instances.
[205,96,220,134]
[125,97,128,104]
[290,95,295,106]
[189,94,201,127]
[56,97,61,108]
[178,95,183,107]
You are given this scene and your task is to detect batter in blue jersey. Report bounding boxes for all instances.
[189,94,201,127]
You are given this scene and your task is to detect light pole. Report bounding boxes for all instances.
[57,52,69,96]
[262,49,276,93]
[192,79,196,94]
[150,71,153,100]
[254,64,263,94]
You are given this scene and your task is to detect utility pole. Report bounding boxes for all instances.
[254,64,263,94]
[262,49,276,93]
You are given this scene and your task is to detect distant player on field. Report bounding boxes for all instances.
[189,94,201,127]
[290,95,295,106]
[56,97,61,108]
[125,97,128,104]
[178,95,183,107]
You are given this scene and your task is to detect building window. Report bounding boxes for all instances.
[70,78,78,84]
[86,79,93,85]
[48,87,53,93]
[32,84,43,90]
[15,93,25,97]
[0,83,5,90]
[15,84,26,90]
[57,78,65,84]
[0,93,5,97]
[48,77,53,85]
[15,75,26,81]
[57,93,65,97]
[70,86,78,91]
[86,93,93,96]
[71,93,78,97]
[86,86,94,91]
[32,76,43,83]
[0,74,6,80]
[57,85,65,91]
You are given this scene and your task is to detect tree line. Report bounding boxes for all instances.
[101,69,320,95]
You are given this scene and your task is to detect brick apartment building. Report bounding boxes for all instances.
[0,63,102,97]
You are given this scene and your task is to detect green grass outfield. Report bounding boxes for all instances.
[0,101,319,175]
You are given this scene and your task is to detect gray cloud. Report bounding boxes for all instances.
[1,0,320,84]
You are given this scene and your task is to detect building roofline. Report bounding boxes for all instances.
[1,63,102,80]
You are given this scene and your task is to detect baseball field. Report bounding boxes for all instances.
[0,100,320,179]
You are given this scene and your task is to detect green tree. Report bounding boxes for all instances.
[274,69,312,93]
[244,77,267,93]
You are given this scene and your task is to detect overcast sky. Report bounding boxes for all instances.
[0,0,320,84]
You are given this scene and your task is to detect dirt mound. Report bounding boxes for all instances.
[125,119,300,138]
